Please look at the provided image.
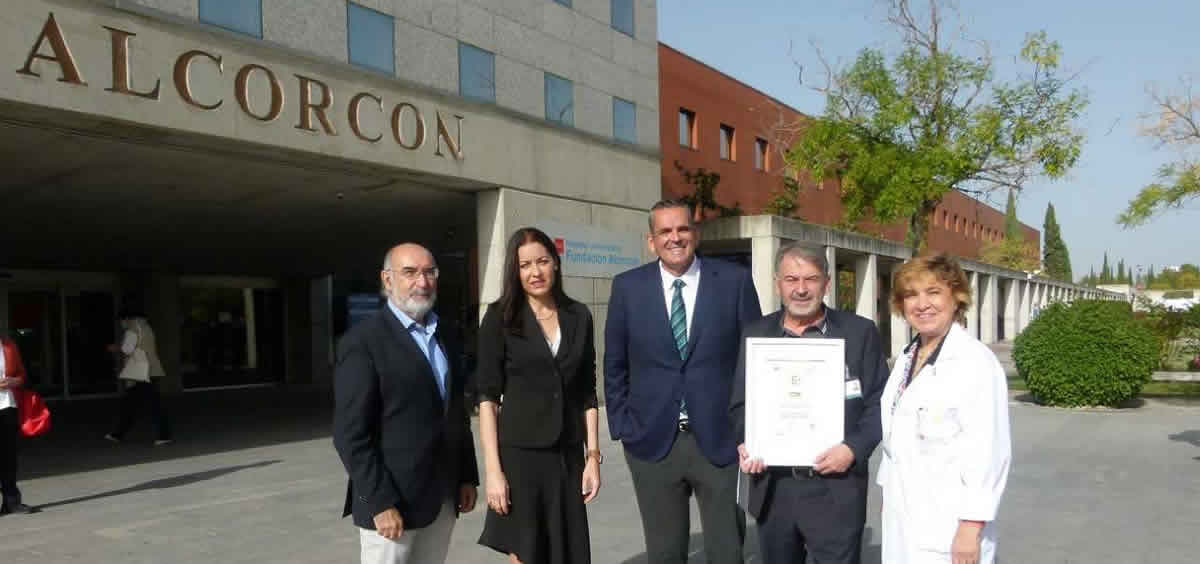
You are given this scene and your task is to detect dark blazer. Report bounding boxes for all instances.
[604,257,761,466]
[475,300,598,447]
[332,308,479,530]
[729,307,888,518]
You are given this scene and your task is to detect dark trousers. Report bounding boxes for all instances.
[624,429,745,564]
[756,474,867,564]
[112,381,172,441]
[0,407,20,508]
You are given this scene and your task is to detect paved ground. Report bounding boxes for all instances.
[1,388,1198,563]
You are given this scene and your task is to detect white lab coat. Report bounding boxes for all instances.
[877,322,1011,563]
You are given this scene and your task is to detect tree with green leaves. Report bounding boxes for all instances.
[674,162,741,222]
[1101,252,1111,283]
[1004,189,1021,239]
[980,235,1039,271]
[787,0,1087,250]
[1118,77,1200,227]
[1042,203,1072,282]
[1117,260,1126,284]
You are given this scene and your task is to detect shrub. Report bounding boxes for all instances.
[1013,300,1158,407]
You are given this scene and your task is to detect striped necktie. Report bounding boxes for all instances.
[671,279,689,419]
[670,279,688,359]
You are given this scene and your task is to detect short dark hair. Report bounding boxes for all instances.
[647,199,694,232]
[497,227,574,333]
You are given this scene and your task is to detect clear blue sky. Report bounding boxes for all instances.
[659,0,1199,278]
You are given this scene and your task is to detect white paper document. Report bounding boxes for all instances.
[744,337,845,467]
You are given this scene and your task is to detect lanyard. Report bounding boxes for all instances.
[891,348,916,415]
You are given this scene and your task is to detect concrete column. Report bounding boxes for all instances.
[1002,278,1019,341]
[980,274,998,344]
[824,246,838,308]
[147,273,181,394]
[888,262,909,359]
[967,271,981,339]
[1019,280,1033,333]
[477,189,506,323]
[243,288,258,370]
[855,253,879,323]
[284,278,311,385]
[310,275,333,388]
[752,236,782,315]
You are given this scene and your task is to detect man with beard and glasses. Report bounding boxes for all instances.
[729,242,888,564]
[604,199,761,564]
[333,243,479,564]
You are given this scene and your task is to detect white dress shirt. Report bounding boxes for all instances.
[0,342,13,410]
[658,256,701,338]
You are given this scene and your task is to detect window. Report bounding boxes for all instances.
[678,108,695,148]
[613,97,636,144]
[954,215,960,232]
[554,0,572,6]
[544,73,574,126]
[944,211,950,229]
[458,42,495,103]
[199,0,262,38]
[611,0,634,36]
[347,3,394,73]
[719,124,735,160]
[754,138,768,170]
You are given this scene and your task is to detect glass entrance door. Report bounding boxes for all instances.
[8,290,63,396]
[6,287,119,398]
[65,290,118,395]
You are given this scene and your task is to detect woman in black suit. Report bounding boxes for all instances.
[476,227,601,564]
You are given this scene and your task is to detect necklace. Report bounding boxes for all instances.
[534,309,557,320]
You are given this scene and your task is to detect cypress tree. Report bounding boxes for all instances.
[1005,189,1021,240]
[1042,203,1074,282]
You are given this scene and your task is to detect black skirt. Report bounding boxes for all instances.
[477,443,591,564]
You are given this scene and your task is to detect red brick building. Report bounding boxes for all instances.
[658,43,1040,260]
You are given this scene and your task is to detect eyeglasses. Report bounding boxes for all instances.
[385,267,440,281]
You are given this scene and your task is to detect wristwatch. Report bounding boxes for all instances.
[586,449,604,464]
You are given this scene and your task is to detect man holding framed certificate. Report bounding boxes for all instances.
[729,243,889,564]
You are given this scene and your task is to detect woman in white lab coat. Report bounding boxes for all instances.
[878,254,1011,564]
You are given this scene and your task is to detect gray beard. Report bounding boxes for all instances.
[397,293,436,320]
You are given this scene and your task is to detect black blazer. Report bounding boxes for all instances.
[729,307,888,518]
[332,309,479,530]
[475,300,598,448]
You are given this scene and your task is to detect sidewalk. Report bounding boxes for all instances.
[3,388,1199,563]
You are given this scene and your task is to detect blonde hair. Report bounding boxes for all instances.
[890,253,972,324]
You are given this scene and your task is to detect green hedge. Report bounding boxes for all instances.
[1013,300,1158,407]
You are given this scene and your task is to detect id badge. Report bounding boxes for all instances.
[845,377,863,400]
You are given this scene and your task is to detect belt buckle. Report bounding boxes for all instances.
[677,419,690,432]
[791,466,817,479]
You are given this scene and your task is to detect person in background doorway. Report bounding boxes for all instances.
[475,227,601,564]
[0,334,35,515]
[878,253,1011,564]
[105,310,173,446]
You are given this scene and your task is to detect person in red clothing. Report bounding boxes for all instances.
[0,335,35,515]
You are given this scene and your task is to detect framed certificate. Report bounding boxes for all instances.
[744,337,845,467]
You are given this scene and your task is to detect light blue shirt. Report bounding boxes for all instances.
[387,300,449,402]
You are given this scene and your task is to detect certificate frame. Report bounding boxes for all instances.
[744,337,845,467]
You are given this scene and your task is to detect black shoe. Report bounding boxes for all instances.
[0,503,36,515]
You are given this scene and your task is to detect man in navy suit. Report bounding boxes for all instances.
[604,199,762,564]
